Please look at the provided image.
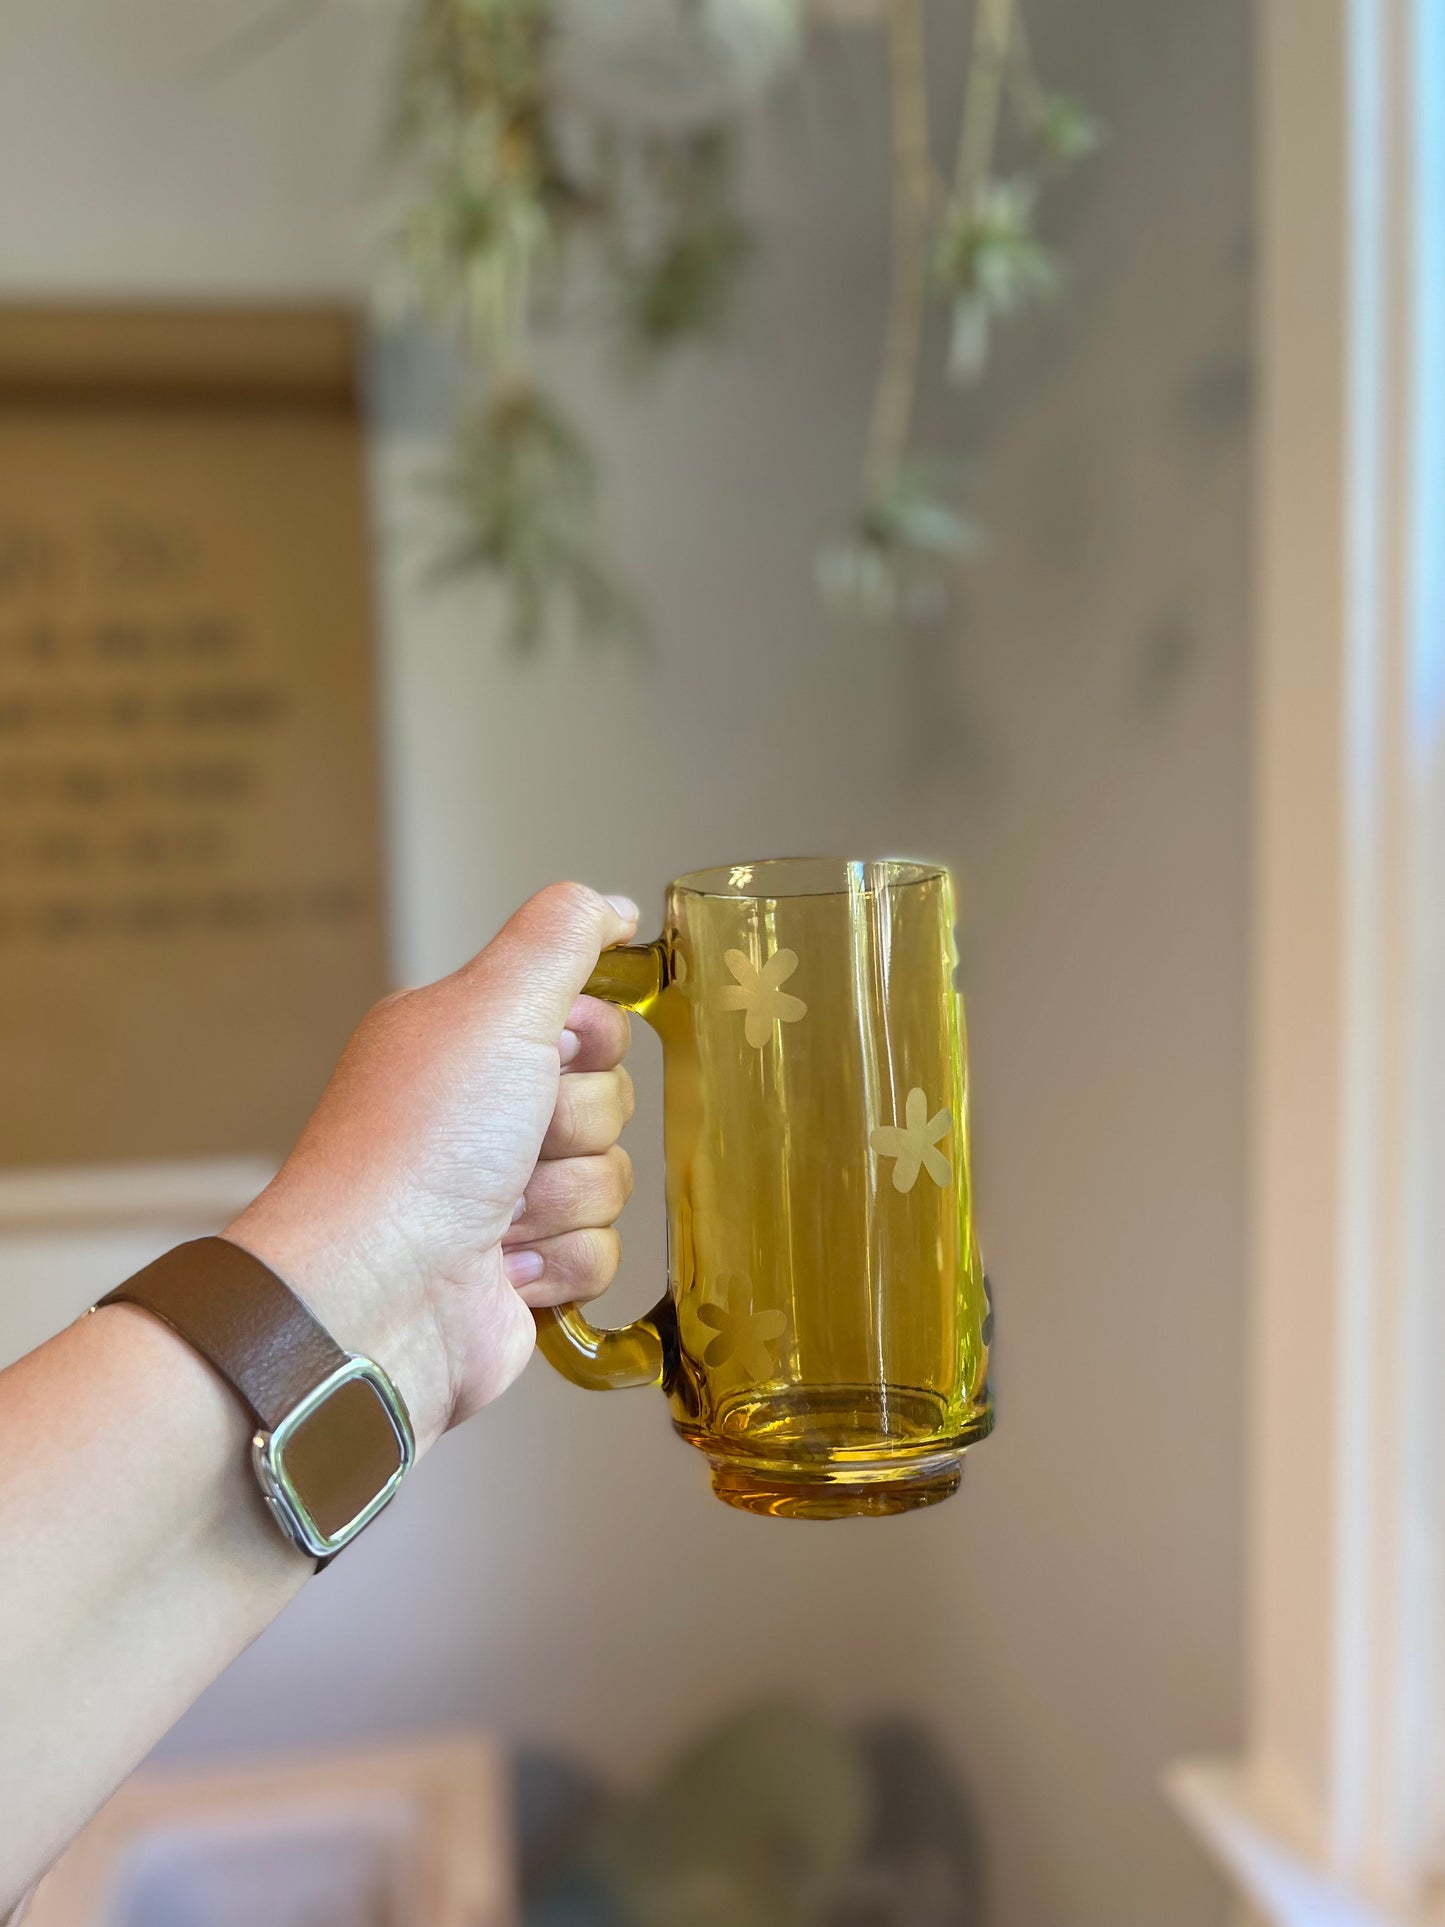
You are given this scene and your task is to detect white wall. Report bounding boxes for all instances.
[0,4,1250,1923]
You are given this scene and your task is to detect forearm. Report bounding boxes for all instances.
[0,1302,311,1912]
[0,883,637,1913]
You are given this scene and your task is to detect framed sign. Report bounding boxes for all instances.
[0,308,387,1178]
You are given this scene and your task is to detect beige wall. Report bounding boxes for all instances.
[901,3,1253,1918]
[0,2,1250,1922]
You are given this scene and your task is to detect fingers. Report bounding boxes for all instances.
[506,1055,635,1313]
[474,883,639,1035]
[540,1066,635,1158]
[503,1226,622,1308]
[559,994,632,1073]
[504,1146,633,1245]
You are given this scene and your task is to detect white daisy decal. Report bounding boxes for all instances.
[870,1087,953,1192]
[718,947,807,1049]
[695,1297,788,1380]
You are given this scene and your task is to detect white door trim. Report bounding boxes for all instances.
[1170,0,1445,1914]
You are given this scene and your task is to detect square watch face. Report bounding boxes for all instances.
[276,1374,406,1543]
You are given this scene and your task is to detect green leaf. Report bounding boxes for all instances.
[1030,92,1107,167]
[614,125,754,362]
[933,178,1060,317]
[865,471,984,558]
[818,468,984,625]
[618,215,754,356]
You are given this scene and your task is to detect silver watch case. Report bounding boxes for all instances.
[250,1355,415,1560]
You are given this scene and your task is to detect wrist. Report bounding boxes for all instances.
[221,1200,454,1456]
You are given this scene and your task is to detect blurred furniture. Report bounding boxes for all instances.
[517,1706,986,1927]
[26,1734,514,1927]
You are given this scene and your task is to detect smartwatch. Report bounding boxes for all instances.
[96,1236,414,1563]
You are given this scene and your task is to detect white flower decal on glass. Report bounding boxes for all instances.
[719,947,807,1048]
[870,1087,953,1192]
[695,1295,788,1379]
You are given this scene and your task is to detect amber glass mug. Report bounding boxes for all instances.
[536,858,993,1516]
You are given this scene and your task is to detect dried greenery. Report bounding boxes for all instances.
[382,0,767,646]
[615,129,754,361]
[381,0,1099,648]
[426,389,644,650]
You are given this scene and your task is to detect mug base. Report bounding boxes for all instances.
[706,1453,964,1519]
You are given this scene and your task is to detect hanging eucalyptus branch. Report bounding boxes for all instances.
[818,0,1102,622]
[381,0,1099,648]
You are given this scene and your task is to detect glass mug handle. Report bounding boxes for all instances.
[533,941,675,1391]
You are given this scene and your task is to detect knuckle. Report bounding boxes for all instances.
[566,1074,624,1148]
[556,1082,592,1151]
[356,986,413,1038]
[601,1000,633,1063]
[599,1145,632,1215]
[594,1076,623,1137]
[549,1070,634,1153]
[569,1226,620,1289]
[536,879,605,937]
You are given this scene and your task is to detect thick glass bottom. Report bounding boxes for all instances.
[706,1453,965,1518]
[675,1383,991,1519]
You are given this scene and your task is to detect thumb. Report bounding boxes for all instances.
[473,882,640,1033]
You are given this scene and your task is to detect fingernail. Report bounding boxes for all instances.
[559,1027,581,1065]
[604,894,639,923]
[504,1249,545,1285]
[511,1196,526,1222]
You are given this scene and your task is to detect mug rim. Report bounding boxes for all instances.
[671,856,947,901]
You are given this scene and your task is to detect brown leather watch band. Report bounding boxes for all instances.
[100,1236,349,1433]
[98,1236,412,1562]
